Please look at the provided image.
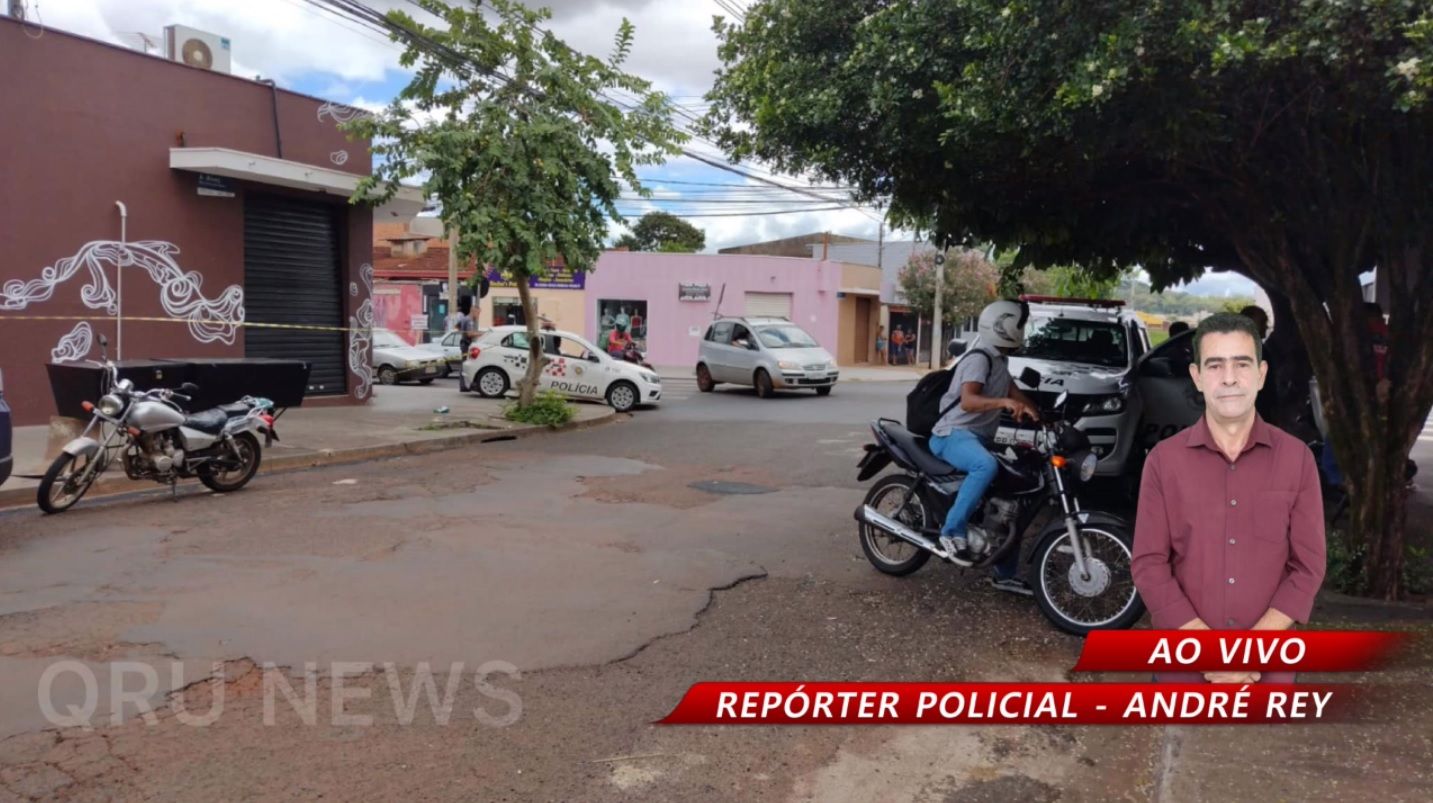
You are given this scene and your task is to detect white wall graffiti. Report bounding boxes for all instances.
[330,150,350,166]
[348,262,374,399]
[2,240,245,345]
[51,321,94,363]
[317,102,372,125]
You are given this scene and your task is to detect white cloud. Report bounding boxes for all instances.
[37,0,414,82]
[38,0,879,249]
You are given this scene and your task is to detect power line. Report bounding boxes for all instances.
[305,0,876,218]
[616,205,864,218]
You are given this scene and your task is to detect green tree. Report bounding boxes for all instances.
[614,211,706,252]
[350,0,683,406]
[706,0,1433,598]
[897,248,999,325]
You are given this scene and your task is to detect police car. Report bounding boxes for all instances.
[957,296,1151,478]
[462,326,662,413]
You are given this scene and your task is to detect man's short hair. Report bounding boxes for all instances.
[1193,312,1264,365]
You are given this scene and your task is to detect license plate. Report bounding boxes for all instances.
[808,372,826,380]
[424,366,437,374]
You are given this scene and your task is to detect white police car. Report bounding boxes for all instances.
[462,326,662,413]
[954,296,1151,478]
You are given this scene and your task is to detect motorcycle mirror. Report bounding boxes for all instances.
[180,382,200,395]
[1054,391,1069,409]
[1019,367,1042,388]
[947,339,967,359]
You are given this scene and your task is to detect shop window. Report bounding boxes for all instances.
[493,298,528,327]
[598,299,648,352]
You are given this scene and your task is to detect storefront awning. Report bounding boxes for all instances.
[839,287,881,297]
[169,147,426,221]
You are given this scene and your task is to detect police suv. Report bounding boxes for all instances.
[955,296,1151,479]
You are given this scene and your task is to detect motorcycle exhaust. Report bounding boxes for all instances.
[857,505,972,566]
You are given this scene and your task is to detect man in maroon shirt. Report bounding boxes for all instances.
[1133,313,1326,683]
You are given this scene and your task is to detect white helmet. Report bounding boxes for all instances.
[977,300,1028,349]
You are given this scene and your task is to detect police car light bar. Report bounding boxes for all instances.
[1018,295,1126,308]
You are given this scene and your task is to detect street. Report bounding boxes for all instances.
[0,379,1430,802]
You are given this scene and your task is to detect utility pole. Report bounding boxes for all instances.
[931,244,945,369]
[447,225,459,329]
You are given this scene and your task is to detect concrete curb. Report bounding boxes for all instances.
[0,409,618,512]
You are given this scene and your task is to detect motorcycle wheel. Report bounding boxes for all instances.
[37,450,101,514]
[858,475,933,576]
[199,433,262,494]
[1031,523,1145,635]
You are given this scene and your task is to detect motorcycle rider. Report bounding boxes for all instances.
[930,299,1041,595]
[606,320,634,359]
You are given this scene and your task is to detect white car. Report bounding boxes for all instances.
[462,326,662,412]
[372,328,448,385]
[413,330,472,377]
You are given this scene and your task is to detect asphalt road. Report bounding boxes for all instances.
[0,378,1428,802]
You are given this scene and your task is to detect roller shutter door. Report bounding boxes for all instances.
[243,194,347,395]
[744,291,793,319]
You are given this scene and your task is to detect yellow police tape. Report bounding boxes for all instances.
[0,313,382,335]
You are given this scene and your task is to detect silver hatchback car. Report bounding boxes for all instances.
[696,317,839,397]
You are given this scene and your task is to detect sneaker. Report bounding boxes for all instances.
[939,535,968,560]
[989,576,1034,597]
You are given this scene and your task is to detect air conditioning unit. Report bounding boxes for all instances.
[164,25,231,74]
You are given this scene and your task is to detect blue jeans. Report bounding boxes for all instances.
[1320,441,1343,489]
[928,430,1020,580]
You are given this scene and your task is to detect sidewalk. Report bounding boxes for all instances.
[657,363,931,383]
[0,382,615,510]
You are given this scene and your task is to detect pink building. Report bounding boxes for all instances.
[583,251,881,368]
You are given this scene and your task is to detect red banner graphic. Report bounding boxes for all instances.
[657,683,1360,726]
[1072,631,1410,672]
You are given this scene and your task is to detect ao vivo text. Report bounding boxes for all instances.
[1071,630,1408,672]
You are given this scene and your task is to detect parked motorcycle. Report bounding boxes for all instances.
[37,336,279,514]
[853,368,1145,635]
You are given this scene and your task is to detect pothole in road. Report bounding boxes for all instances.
[687,481,776,496]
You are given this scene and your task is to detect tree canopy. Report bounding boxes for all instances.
[706,0,1433,596]
[349,0,683,405]
[614,211,707,252]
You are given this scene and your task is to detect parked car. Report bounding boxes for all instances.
[0,368,11,488]
[412,330,472,377]
[696,317,839,397]
[372,328,447,385]
[462,326,662,413]
[954,296,1151,478]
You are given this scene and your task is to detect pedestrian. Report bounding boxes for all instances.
[1132,312,1325,684]
[891,326,906,366]
[455,298,476,351]
[875,325,887,365]
[1238,305,1277,420]
[1167,320,1190,338]
[455,298,477,392]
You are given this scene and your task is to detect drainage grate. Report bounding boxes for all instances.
[689,480,775,495]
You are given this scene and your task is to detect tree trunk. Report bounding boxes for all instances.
[1276,254,1429,600]
[514,277,547,407]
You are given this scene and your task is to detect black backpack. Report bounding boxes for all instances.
[905,350,990,437]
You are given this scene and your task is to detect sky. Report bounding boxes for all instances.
[24,0,1255,298]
